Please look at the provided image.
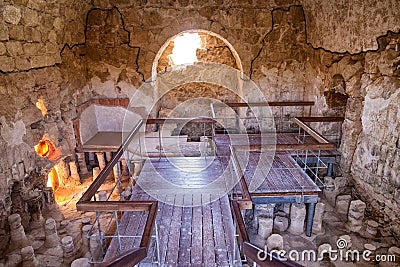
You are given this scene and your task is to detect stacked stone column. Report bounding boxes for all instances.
[8,213,29,250]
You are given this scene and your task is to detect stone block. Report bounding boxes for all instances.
[0,24,9,41]
[90,234,103,262]
[312,202,325,234]
[0,43,6,55]
[0,56,15,72]
[3,5,22,25]
[346,200,366,232]
[22,9,41,26]
[9,25,24,40]
[335,195,352,216]
[253,203,275,229]
[266,234,284,251]
[273,215,289,232]
[288,203,306,235]
[30,55,48,68]
[6,41,23,57]
[366,220,379,236]
[71,258,90,267]
[21,246,39,267]
[8,213,30,250]
[258,216,273,239]
[15,57,31,71]
[44,218,59,248]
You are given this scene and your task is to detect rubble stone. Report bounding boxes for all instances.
[3,5,22,25]
[346,200,366,232]
[266,234,284,251]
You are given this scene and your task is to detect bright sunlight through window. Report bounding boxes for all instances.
[169,33,202,67]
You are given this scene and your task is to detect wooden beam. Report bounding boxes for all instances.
[233,143,335,151]
[146,117,215,124]
[293,118,331,144]
[140,201,158,248]
[213,101,315,108]
[76,201,154,212]
[229,146,252,203]
[296,116,344,122]
[230,200,249,243]
[96,247,147,267]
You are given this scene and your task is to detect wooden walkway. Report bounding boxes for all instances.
[104,133,324,265]
[104,157,241,266]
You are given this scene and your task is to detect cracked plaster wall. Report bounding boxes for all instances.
[0,0,399,245]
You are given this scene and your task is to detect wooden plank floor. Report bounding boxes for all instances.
[104,157,241,266]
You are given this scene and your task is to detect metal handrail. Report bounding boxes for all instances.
[230,200,303,267]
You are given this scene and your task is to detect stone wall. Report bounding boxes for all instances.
[0,0,90,72]
[349,33,400,239]
[301,0,400,53]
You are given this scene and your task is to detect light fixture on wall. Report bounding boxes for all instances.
[34,135,61,161]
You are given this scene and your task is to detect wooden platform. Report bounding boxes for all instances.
[103,133,326,264]
[104,188,241,266]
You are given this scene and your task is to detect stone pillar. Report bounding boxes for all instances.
[58,220,69,235]
[25,190,44,229]
[44,218,60,248]
[366,220,379,236]
[61,236,75,264]
[266,234,284,251]
[253,203,275,230]
[323,176,348,206]
[318,243,332,262]
[43,187,55,205]
[96,152,106,170]
[76,153,88,175]
[312,202,325,234]
[21,246,39,267]
[273,215,289,232]
[8,213,29,250]
[364,243,377,259]
[288,203,306,235]
[346,200,366,232]
[336,195,352,216]
[98,190,107,201]
[92,167,100,180]
[113,163,120,183]
[105,152,112,162]
[71,258,90,267]
[69,161,81,183]
[81,225,92,257]
[258,216,273,239]
[338,234,352,248]
[121,186,132,201]
[121,159,128,175]
[90,234,103,262]
[82,217,91,226]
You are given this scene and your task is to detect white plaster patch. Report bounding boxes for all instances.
[91,76,117,98]
[0,118,26,146]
